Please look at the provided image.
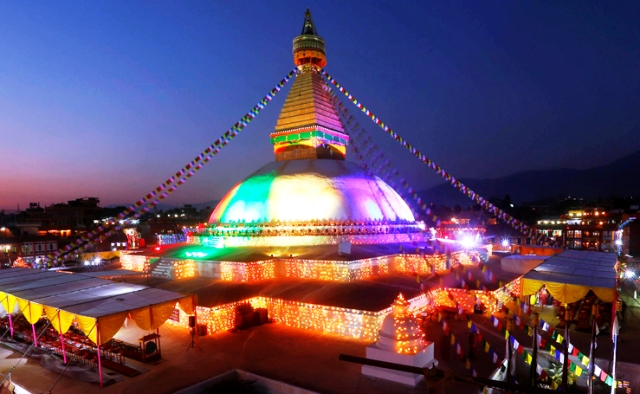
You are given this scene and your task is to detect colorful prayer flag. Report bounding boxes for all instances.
[594,365,602,377]
[485,342,490,353]
[575,365,583,377]
[550,345,556,355]
[451,335,455,345]
[526,353,532,365]
[556,334,563,344]
[581,355,589,366]
[492,352,498,363]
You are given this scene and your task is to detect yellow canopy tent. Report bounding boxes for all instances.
[520,250,617,304]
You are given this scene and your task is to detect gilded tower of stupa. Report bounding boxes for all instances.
[270,10,349,161]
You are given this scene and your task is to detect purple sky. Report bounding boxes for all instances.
[2,1,639,210]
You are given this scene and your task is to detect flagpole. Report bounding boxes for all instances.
[588,304,598,394]
[610,315,619,394]
[561,304,570,392]
[506,310,513,384]
[530,305,541,387]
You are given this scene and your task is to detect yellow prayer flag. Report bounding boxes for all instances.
[468,320,472,329]
[485,342,490,353]
[575,366,583,377]
[550,345,556,355]
[465,359,471,369]
[582,356,589,366]
[451,335,455,345]
[526,353,532,365]
[505,330,510,339]
[556,334,564,344]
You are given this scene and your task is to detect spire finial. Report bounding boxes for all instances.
[301,9,318,36]
[293,9,326,68]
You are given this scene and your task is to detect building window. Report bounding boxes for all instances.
[574,230,582,238]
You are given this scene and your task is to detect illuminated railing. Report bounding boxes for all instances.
[190,233,423,248]
[120,253,150,272]
[220,261,276,282]
[165,280,514,340]
[173,260,196,280]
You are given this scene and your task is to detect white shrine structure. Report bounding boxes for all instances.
[362,294,437,386]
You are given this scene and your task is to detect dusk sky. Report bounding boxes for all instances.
[2,1,639,211]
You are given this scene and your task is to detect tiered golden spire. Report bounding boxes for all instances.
[270,10,349,162]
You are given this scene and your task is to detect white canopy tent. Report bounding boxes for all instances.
[0,268,195,385]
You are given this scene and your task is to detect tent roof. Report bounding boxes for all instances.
[523,250,616,289]
[0,268,189,318]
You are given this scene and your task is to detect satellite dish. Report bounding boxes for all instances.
[145,341,157,354]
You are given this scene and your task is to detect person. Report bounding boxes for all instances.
[540,289,549,306]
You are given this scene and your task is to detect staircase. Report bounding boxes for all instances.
[150,259,175,280]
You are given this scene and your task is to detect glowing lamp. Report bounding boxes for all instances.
[501,239,509,248]
[460,237,475,249]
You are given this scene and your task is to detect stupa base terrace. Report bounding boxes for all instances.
[119,245,518,342]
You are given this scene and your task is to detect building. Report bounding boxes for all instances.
[536,208,622,252]
[0,234,58,268]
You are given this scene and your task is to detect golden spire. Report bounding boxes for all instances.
[270,10,348,162]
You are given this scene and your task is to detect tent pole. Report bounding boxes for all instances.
[96,323,103,387]
[194,299,199,347]
[58,312,67,364]
[8,314,13,339]
[31,324,37,347]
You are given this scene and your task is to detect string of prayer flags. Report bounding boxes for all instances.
[51,69,297,262]
[322,69,551,243]
[556,333,563,344]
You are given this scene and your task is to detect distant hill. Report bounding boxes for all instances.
[419,151,640,207]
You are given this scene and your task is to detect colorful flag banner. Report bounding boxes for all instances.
[51,69,297,261]
[321,69,551,243]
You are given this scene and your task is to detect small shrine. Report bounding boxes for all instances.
[362,293,437,386]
